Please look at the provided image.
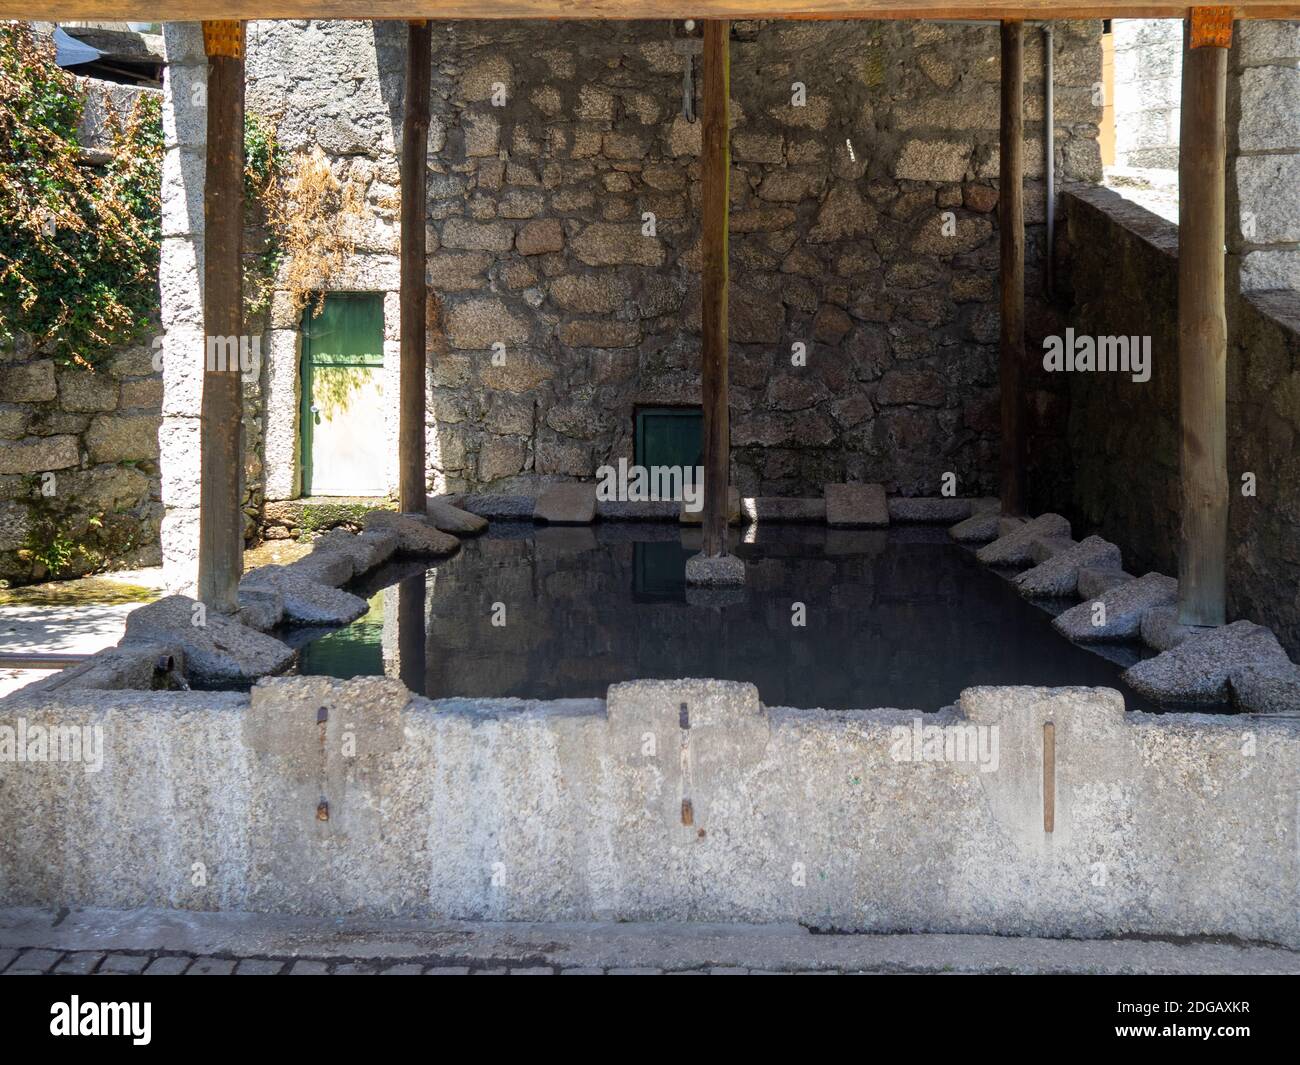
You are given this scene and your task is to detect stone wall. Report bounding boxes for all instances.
[1111,19,1182,170]
[1228,20,1300,295]
[0,71,165,585]
[1,676,1296,945]
[0,342,163,583]
[1060,185,1300,656]
[222,18,1102,509]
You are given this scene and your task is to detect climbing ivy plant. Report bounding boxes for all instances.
[0,24,162,368]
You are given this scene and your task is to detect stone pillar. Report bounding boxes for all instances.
[159,22,209,595]
[1228,21,1300,294]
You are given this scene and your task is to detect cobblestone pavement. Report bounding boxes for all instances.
[2,909,1297,975]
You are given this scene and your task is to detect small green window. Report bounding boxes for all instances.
[634,406,703,470]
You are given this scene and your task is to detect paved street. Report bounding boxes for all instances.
[1,908,1296,975]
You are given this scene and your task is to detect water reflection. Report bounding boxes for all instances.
[292,523,1193,712]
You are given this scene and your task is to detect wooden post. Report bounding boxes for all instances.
[1177,8,1231,627]
[999,19,1026,518]
[197,21,245,614]
[701,19,730,558]
[399,20,432,516]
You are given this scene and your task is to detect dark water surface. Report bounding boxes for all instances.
[290,522,1176,712]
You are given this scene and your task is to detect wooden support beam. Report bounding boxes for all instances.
[998,19,1025,517]
[1176,9,1230,627]
[701,19,730,559]
[399,20,432,516]
[197,20,245,614]
[2,3,1296,23]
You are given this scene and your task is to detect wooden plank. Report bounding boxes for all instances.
[998,19,1025,517]
[197,20,245,615]
[399,19,431,516]
[700,19,730,559]
[0,2,1295,21]
[1176,12,1229,627]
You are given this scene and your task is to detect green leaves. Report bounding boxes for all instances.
[0,25,162,368]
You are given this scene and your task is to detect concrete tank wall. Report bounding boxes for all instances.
[0,676,1295,945]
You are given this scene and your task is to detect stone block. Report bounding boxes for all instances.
[1054,572,1179,643]
[28,642,182,693]
[743,497,826,523]
[1230,661,1300,714]
[1029,536,1078,564]
[976,513,1072,566]
[825,483,888,528]
[685,552,746,587]
[0,360,56,402]
[887,497,972,524]
[86,413,160,463]
[948,509,1002,543]
[123,595,294,686]
[425,497,489,534]
[1013,536,1122,598]
[241,566,369,626]
[311,527,398,577]
[1139,605,1194,652]
[364,510,461,555]
[534,482,597,525]
[0,435,79,475]
[1076,566,1134,600]
[1122,621,1294,706]
[284,551,354,588]
[57,369,118,412]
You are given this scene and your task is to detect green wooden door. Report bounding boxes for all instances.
[300,294,387,496]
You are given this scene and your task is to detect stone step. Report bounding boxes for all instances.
[1077,566,1135,600]
[825,483,888,528]
[976,513,1071,566]
[1230,661,1300,714]
[241,566,369,626]
[887,497,972,524]
[425,496,489,535]
[1029,535,1078,564]
[948,509,1003,543]
[534,482,597,525]
[1014,536,1122,598]
[1140,605,1194,651]
[364,510,461,555]
[310,527,397,577]
[743,497,825,523]
[1053,572,1178,642]
[1122,620,1296,707]
[123,594,294,687]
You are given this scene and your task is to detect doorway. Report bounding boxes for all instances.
[299,293,387,497]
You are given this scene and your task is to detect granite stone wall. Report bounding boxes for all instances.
[0,74,164,585]
[1060,185,1300,656]
[236,18,1103,504]
[0,340,163,583]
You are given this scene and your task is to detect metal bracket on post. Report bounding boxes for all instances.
[1190,6,1234,49]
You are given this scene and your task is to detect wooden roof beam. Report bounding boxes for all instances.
[0,3,1297,23]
